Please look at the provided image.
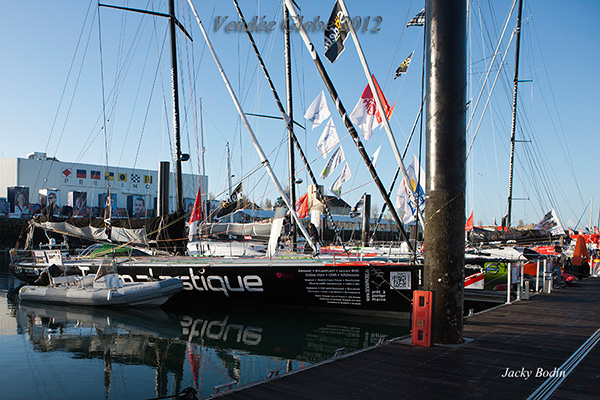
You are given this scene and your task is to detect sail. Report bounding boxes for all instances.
[29,213,185,252]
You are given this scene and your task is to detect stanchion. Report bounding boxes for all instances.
[507,263,512,304]
[517,262,523,301]
[536,260,540,292]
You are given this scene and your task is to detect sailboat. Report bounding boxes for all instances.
[10,0,419,317]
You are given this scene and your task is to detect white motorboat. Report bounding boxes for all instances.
[18,257,183,307]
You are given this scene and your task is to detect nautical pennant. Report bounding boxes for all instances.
[324,0,349,63]
[304,91,331,129]
[407,9,425,27]
[188,187,203,240]
[330,163,352,197]
[320,145,346,179]
[395,155,426,225]
[316,118,340,158]
[394,53,413,79]
[349,75,395,141]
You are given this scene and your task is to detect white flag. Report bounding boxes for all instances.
[330,163,352,197]
[320,145,346,179]
[316,118,340,158]
[534,208,564,236]
[304,91,331,129]
[349,77,394,141]
[395,155,425,224]
[349,96,377,141]
[370,145,381,168]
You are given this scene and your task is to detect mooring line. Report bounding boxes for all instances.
[527,328,600,400]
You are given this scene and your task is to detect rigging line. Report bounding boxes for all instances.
[118,29,157,168]
[98,4,112,201]
[35,2,97,194]
[466,28,516,159]
[466,0,517,133]
[129,30,169,190]
[413,18,426,263]
[382,0,414,89]
[42,0,95,155]
[529,17,584,209]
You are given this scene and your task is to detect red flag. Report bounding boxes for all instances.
[465,211,474,231]
[350,75,395,141]
[366,75,394,124]
[295,193,309,219]
[594,226,599,235]
[188,187,203,239]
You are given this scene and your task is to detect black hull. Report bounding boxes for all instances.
[12,259,419,317]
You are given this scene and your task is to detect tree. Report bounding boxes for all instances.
[262,198,273,210]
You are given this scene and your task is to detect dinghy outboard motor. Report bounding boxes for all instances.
[33,264,63,286]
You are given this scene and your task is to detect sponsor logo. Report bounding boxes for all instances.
[486,263,500,275]
[121,268,264,297]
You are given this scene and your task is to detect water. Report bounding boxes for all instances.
[0,252,409,399]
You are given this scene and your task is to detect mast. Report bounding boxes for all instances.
[168,0,184,214]
[186,0,317,253]
[337,0,424,229]
[226,142,233,223]
[282,0,412,250]
[283,1,297,251]
[98,1,191,215]
[199,98,207,218]
[231,0,349,251]
[506,0,524,229]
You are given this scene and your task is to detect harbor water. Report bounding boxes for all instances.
[0,252,409,399]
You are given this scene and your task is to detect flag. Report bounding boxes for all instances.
[118,173,127,182]
[217,183,243,218]
[320,145,345,179]
[394,53,413,79]
[330,163,352,197]
[105,172,114,181]
[370,145,382,168]
[188,187,203,240]
[324,0,349,63]
[131,174,140,183]
[466,211,474,231]
[395,155,425,225]
[594,226,600,235]
[144,175,153,184]
[349,195,364,218]
[91,170,101,180]
[304,91,331,129]
[62,169,71,177]
[316,118,340,158]
[295,193,309,219]
[407,8,425,27]
[349,75,395,141]
[534,209,564,236]
[76,169,86,179]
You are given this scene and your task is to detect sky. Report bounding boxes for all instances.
[1,0,599,229]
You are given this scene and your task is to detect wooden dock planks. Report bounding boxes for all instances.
[211,278,600,399]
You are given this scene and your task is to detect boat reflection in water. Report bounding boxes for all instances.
[15,301,409,399]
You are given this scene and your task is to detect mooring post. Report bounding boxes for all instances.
[158,161,170,216]
[423,0,467,344]
[361,194,371,247]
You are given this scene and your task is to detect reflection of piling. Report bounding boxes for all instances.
[423,0,467,344]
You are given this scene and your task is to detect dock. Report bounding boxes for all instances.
[209,277,600,399]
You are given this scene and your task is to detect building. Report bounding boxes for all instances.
[0,152,207,218]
